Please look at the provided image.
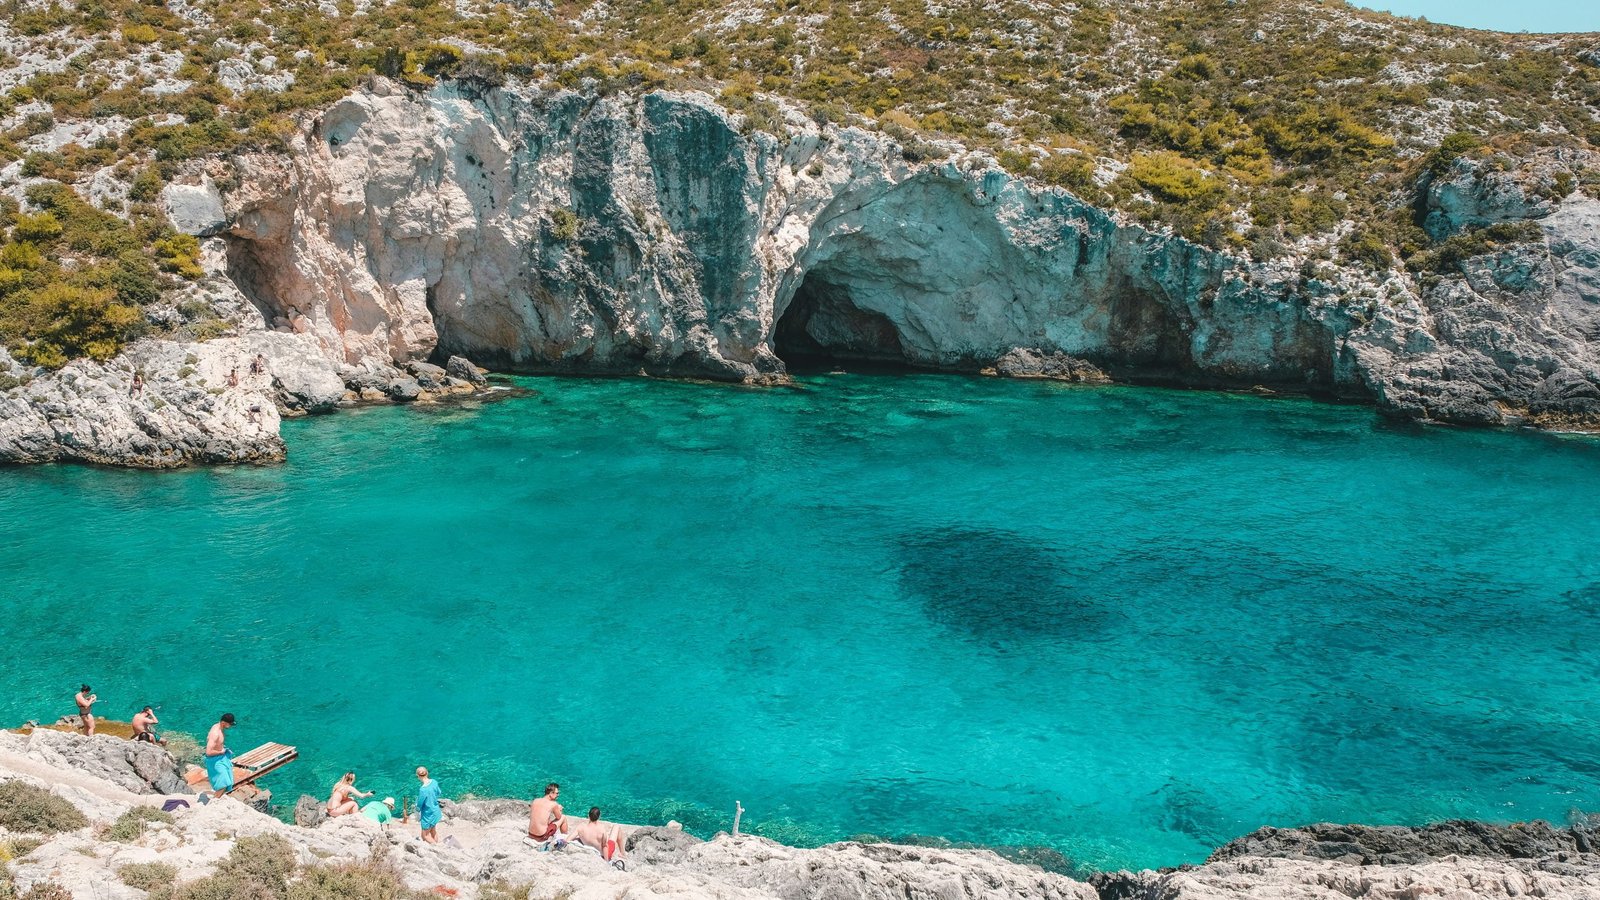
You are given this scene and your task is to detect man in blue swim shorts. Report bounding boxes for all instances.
[204,713,236,799]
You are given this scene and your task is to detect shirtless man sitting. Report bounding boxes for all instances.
[74,685,97,736]
[527,783,568,843]
[574,807,626,866]
[131,706,164,744]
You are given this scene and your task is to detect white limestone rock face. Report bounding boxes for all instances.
[221,82,1347,388]
[6,81,1600,468]
[162,175,229,237]
[0,331,342,467]
[0,729,188,796]
[1347,153,1600,427]
[218,79,1600,428]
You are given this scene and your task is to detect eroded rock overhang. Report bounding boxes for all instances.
[210,78,1600,427]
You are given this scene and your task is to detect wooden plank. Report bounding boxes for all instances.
[181,743,297,793]
[233,743,295,769]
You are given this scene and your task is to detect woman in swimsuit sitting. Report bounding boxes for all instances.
[327,772,372,817]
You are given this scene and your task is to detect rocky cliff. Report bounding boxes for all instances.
[6,728,1600,900]
[220,79,1600,419]
[3,78,1599,466]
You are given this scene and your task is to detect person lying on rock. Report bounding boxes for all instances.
[574,807,626,867]
[528,782,569,845]
[74,684,97,736]
[361,796,404,825]
[327,772,373,817]
[132,706,164,744]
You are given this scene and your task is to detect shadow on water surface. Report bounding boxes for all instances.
[896,526,1108,649]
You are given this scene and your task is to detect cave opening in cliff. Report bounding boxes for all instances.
[774,272,907,372]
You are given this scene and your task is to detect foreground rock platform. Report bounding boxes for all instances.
[4,728,1600,898]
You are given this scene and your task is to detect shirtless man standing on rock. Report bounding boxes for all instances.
[528,783,567,843]
[74,685,96,736]
[204,713,236,799]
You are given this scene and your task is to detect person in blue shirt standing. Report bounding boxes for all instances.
[415,766,442,843]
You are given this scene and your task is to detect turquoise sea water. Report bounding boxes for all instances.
[3,374,1600,871]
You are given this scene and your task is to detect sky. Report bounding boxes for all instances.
[1352,0,1600,33]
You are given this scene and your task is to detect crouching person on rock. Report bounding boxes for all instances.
[327,772,373,817]
[362,796,404,825]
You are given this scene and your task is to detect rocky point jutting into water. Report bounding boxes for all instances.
[5,726,1600,900]
[2,72,1599,466]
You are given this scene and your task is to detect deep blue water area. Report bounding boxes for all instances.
[4,373,1599,870]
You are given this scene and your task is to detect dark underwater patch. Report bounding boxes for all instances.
[1157,780,1238,850]
[896,526,1104,644]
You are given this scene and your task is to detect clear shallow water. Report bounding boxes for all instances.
[3,374,1600,871]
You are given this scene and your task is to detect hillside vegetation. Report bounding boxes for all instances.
[0,0,1597,365]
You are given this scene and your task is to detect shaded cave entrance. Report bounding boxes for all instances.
[773,272,909,373]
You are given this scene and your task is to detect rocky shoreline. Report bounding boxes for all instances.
[4,728,1600,899]
[4,76,1600,467]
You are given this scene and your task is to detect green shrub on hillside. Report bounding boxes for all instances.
[1127,151,1221,203]
[1339,228,1394,270]
[1256,106,1393,164]
[1425,132,1483,176]
[4,283,144,366]
[1405,220,1543,273]
[106,806,174,842]
[0,0,1591,343]
[1036,152,1098,196]
[128,167,165,203]
[0,179,196,366]
[0,782,88,834]
[154,233,205,279]
[118,862,179,893]
[548,208,581,242]
[284,861,418,900]
[16,882,74,900]
[122,23,159,44]
[10,213,63,244]
[160,834,425,900]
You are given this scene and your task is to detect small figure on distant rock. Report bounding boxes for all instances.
[247,404,263,426]
[327,772,372,817]
[361,797,404,825]
[251,353,266,376]
[204,712,236,799]
[132,705,165,745]
[227,367,239,387]
[129,372,144,397]
[528,782,568,845]
[74,684,97,736]
[416,766,442,843]
[575,806,626,867]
